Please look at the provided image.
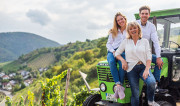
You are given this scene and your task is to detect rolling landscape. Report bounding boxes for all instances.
[0,27,179,105]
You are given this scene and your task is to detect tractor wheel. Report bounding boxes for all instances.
[155,94,176,106]
[156,101,174,106]
[83,94,101,106]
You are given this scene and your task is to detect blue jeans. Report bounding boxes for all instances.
[107,51,125,85]
[152,54,161,82]
[127,64,156,106]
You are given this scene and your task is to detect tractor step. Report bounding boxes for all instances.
[95,100,130,106]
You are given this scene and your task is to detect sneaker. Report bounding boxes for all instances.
[117,85,125,99]
[148,101,160,106]
[113,87,119,99]
[155,87,168,94]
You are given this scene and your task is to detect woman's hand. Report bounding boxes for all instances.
[121,60,128,71]
[113,51,116,57]
[143,68,150,80]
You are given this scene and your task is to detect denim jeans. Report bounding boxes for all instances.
[107,51,125,85]
[152,54,161,82]
[127,64,156,106]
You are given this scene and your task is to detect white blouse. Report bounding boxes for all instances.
[106,29,126,53]
[115,38,152,72]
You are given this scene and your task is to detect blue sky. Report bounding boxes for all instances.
[0,0,179,44]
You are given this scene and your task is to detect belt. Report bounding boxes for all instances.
[137,61,143,65]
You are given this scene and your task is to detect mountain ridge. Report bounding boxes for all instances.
[0,32,60,62]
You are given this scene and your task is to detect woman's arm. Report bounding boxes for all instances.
[106,33,115,53]
[115,39,128,70]
[143,60,151,80]
[116,55,128,71]
[143,40,152,80]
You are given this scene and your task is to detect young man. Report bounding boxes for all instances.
[137,6,168,94]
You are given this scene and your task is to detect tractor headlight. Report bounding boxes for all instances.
[100,83,107,92]
[113,84,117,93]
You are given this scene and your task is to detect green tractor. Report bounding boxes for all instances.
[82,8,180,106]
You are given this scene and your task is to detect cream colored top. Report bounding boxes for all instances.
[106,29,126,52]
[115,38,152,72]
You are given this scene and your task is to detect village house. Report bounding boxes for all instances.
[24,79,33,86]
[9,73,16,78]
[19,70,30,77]
[2,75,10,80]
[9,80,17,86]
[0,73,5,77]
[2,82,12,91]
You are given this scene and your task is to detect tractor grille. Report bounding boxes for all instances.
[97,67,114,82]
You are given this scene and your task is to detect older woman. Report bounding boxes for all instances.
[106,12,127,99]
[115,22,159,106]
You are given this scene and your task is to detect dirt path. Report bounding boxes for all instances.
[0,89,12,106]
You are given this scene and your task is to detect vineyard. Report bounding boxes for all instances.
[5,69,97,106]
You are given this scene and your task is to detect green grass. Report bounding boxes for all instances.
[2,60,22,73]
[28,53,56,70]
[0,61,12,68]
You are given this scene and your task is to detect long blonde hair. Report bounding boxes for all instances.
[109,12,127,38]
[126,22,142,39]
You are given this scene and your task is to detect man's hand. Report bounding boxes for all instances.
[156,57,163,69]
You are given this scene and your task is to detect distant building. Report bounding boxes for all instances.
[2,82,12,90]
[2,75,10,80]
[0,73,5,77]
[19,70,30,77]
[9,73,16,78]
[24,79,33,86]
[9,80,17,86]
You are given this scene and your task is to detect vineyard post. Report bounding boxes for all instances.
[64,68,71,106]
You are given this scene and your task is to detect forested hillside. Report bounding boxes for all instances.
[0,32,60,62]
[2,36,108,105]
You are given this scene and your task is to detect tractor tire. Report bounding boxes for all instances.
[156,101,174,106]
[83,94,101,106]
[155,94,176,106]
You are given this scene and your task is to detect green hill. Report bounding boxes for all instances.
[0,32,60,62]
[0,36,108,105]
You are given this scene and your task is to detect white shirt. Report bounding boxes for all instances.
[115,38,152,72]
[106,29,126,52]
[137,20,161,58]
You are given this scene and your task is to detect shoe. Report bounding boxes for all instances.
[117,85,125,99]
[155,87,168,94]
[113,86,119,99]
[148,101,160,106]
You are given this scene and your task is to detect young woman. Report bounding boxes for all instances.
[115,22,159,106]
[106,12,127,99]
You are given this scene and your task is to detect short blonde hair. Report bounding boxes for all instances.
[126,22,142,39]
[109,12,127,38]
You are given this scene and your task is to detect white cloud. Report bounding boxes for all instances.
[26,9,51,25]
[0,0,180,44]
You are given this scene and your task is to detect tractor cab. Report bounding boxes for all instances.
[83,8,180,106]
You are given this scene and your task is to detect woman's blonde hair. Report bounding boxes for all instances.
[109,12,127,38]
[126,21,142,39]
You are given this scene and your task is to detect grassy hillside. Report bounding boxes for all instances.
[27,53,56,70]
[0,32,60,62]
[5,36,107,105]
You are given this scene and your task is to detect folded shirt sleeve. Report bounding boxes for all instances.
[115,39,126,57]
[145,39,152,61]
[106,33,115,53]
